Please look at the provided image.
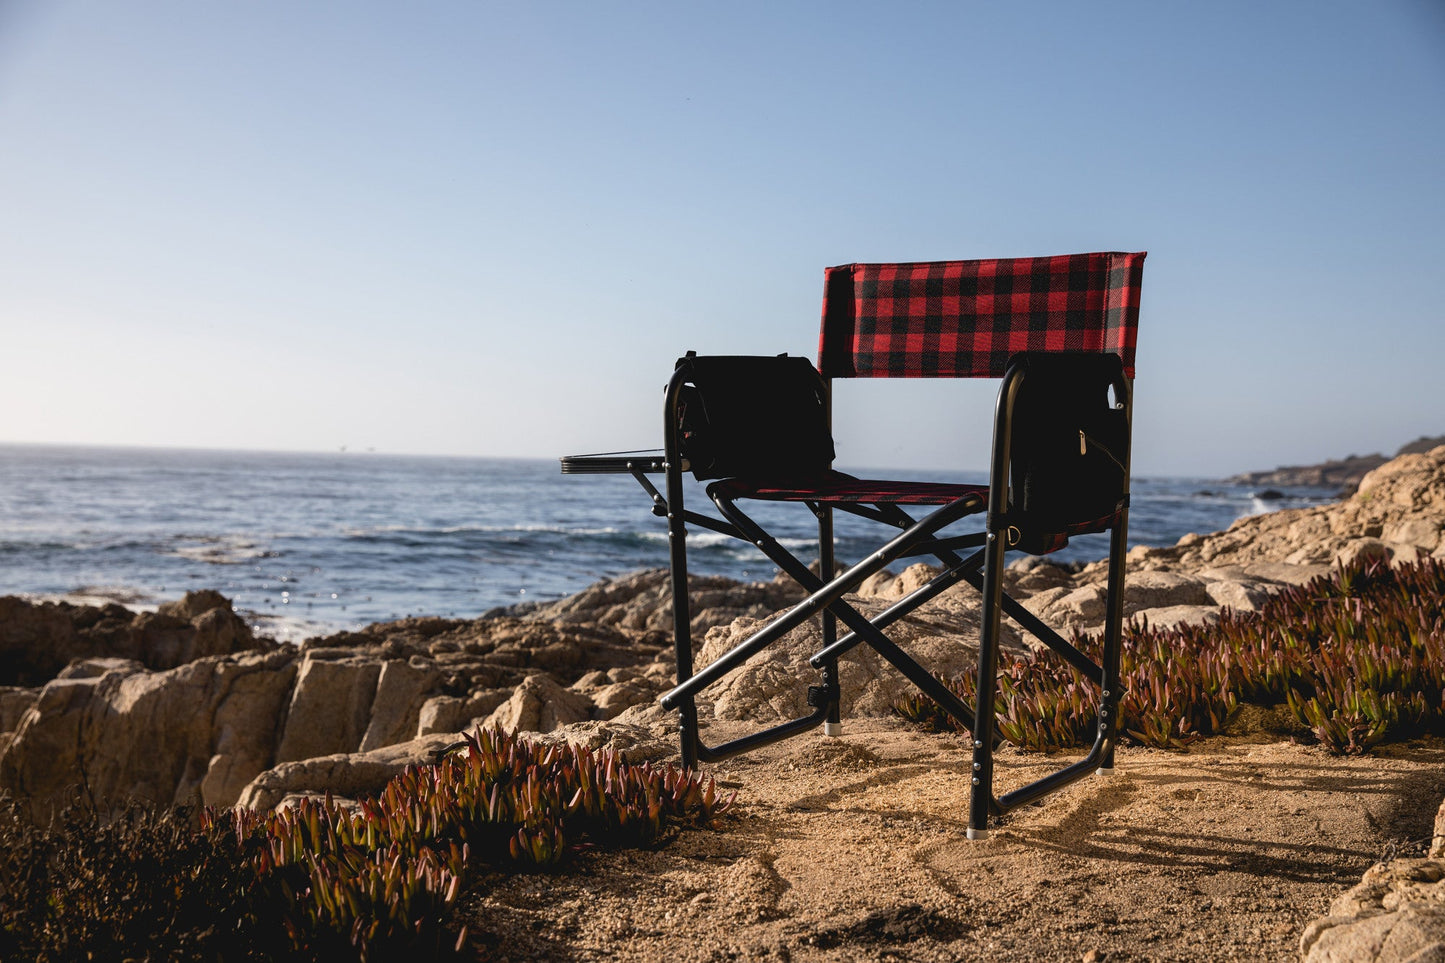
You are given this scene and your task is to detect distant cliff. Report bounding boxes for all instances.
[1228,434,1445,493]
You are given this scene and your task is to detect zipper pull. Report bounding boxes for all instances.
[1079,429,1087,455]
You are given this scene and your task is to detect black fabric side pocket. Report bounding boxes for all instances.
[1009,353,1129,551]
[674,354,835,481]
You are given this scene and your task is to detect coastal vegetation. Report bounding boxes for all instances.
[0,727,728,961]
[897,557,1445,756]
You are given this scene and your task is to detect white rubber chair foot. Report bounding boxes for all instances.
[823,722,844,737]
[966,827,990,841]
[1096,766,1116,778]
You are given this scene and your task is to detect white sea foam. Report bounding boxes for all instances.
[34,586,158,609]
[167,535,276,565]
[340,523,624,538]
[637,531,819,552]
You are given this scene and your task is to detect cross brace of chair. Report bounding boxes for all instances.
[638,463,1128,837]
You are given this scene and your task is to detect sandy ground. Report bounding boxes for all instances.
[459,719,1445,962]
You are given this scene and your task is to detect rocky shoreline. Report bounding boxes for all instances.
[1227,434,1445,494]
[3,445,1445,960]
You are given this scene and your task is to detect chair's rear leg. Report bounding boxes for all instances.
[1097,513,1129,774]
[814,503,843,736]
[664,452,703,770]
[820,617,842,737]
[968,525,1010,840]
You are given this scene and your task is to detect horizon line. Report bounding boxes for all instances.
[0,438,1348,485]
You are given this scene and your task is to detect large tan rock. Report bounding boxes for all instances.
[0,674,116,815]
[273,653,381,763]
[235,734,457,813]
[1203,562,1331,587]
[1131,604,1219,629]
[359,660,442,752]
[1048,584,1107,623]
[589,678,660,720]
[414,690,512,737]
[1122,570,1212,609]
[1118,446,1445,580]
[483,673,593,734]
[1334,538,1392,569]
[857,563,952,601]
[1301,861,1445,962]
[0,591,263,688]
[531,713,675,764]
[0,588,677,817]
[1382,517,1443,551]
[528,568,802,637]
[0,647,300,817]
[198,651,303,806]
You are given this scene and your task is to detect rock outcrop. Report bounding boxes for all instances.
[0,583,676,817]
[1228,453,1390,493]
[0,567,807,817]
[0,589,263,686]
[1300,799,1445,962]
[1142,445,1445,573]
[1227,434,1445,494]
[526,568,801,637]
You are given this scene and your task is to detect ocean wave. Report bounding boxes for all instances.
[635,531,821,552]
[165,535,279,565]
[0,539,99,554]
[19,586,158,608]
[338,523,626,538]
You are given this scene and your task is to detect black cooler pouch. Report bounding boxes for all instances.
[674,354,835,481]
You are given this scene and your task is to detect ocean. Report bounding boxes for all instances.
[0,444,1340,642]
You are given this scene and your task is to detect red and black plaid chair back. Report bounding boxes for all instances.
[818,252,1144,380]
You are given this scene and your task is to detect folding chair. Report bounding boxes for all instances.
[561,251,1145,837]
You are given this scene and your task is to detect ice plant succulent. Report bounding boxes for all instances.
[204,725,732,959]
[896,558,1445,756]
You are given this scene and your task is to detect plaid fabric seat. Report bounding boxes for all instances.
[711,471,989,506]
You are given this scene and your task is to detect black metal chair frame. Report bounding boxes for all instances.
[562,253,1143,838]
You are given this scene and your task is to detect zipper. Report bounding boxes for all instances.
[1079,430,1126,472]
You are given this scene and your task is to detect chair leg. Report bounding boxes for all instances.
[660,485,843,766]
[820,613,843,736]
[817,505,843,736]
[968,526,1009,840]
[1097,512,1129,774]
[663,452,702,770]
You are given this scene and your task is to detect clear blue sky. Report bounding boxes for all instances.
[2,1,1441,477]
